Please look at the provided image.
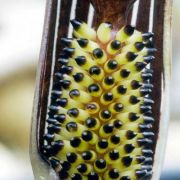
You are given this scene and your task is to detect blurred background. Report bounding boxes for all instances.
[0,0,179,179]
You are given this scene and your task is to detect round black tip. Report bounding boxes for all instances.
[135,62,147,71]
[98,139,108,149]
[44,133,55,142]
[47,124,61,134]
[66,152,77,163]
[126,130,137,139]
[54,114,66,123]
[93,48,103,58]
[77,163,87,173]
[88,172,99,180]
[51,140,64,154]
[110,135,120,144]
[124,144,135,153]
[113,119,123,129]
[82,151,92,161]
[70,137,81,147]
[126,52,138,61]
[129,95,140,104]
[135,42,145,51]
[88,84,100,93]
[109,150,119,160]
[144,56,155,63]
[71,173,82,180]
[114,103,123,112]
[107,60,118,70]
[95,159,106,169]
[122,156,133,167]
[85,117,97,128]
[111,40,121,50]
[100,110,112,119]
[104,76,114,85]
[59,170,69,179]
[49,158,61,170]
[129,112,140,121]
[66,122,78,132]
[82,130,93,141]
[131,80,142,89]
[120,69,130,78]
[63,47,75,57]
[70,19,82,30]
[124,25,135,36]
[69,89,80,98]
[142,32,154,41]
[67,108,79,117]
[75,56,86,66]
[89,66,101,75]
[73,72,84,82]
[77,38,88,47]
[60,161,71,171]
[103,124,114,134]
[109,169,120,179]
[120,176,131,180]
[117,85,127,94]
[61,37,73,46]
[103,92,113,101]
[136,169,148,179]
[56,98,68,107]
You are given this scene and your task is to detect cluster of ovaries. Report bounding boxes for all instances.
[43,19,156,180]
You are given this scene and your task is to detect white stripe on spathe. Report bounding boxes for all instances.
[87,3,95,27]
[149,0,155,32]
[68,0,78,38]
[131,0,140,27]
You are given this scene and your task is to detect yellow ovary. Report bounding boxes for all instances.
[44,19,155,180]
